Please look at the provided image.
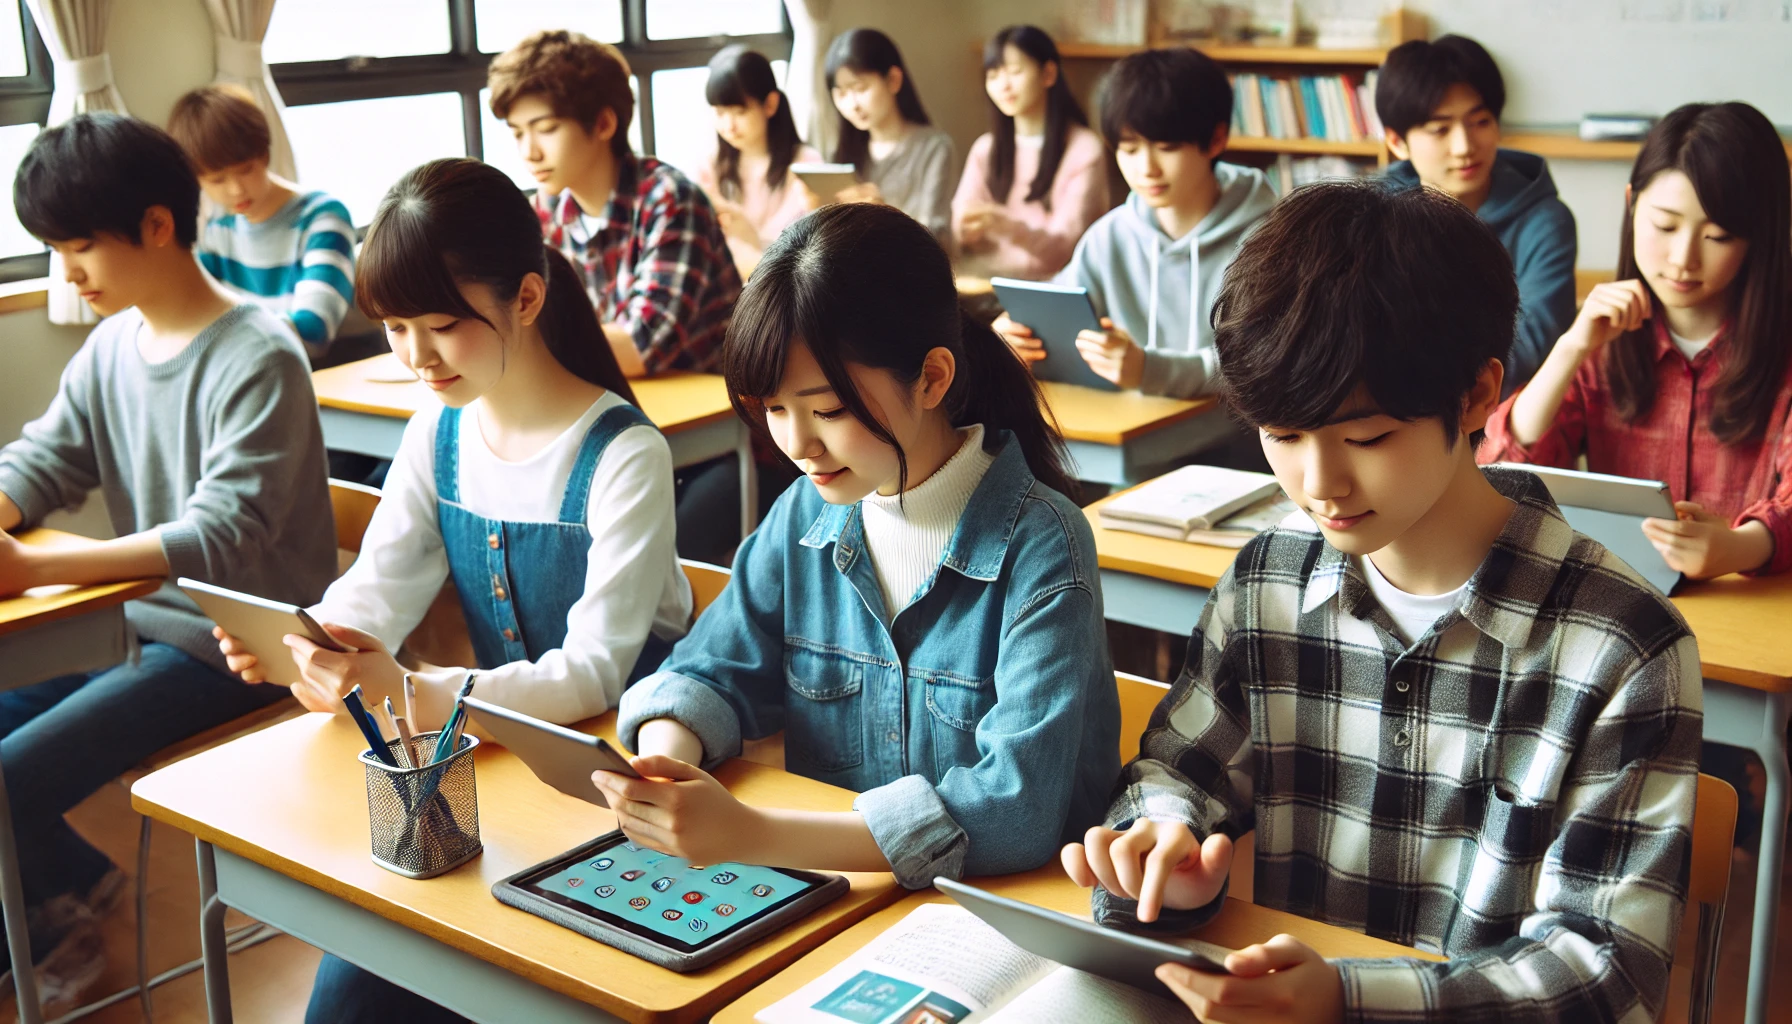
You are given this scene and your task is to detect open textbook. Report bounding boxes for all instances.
[758,903,1206,1024]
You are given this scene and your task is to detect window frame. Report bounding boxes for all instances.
[269,0,793,215]
[0,0,56,283]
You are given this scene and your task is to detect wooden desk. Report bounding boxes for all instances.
[131,713,903,1024]
[1086,479,1792,1024]
[1038,382,1228,487]
[713,865,1440,1023]
[0,529,160,1024]
[312,354,759,536]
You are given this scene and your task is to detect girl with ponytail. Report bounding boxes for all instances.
[602,203,1119,889]
[218,156,696,1020]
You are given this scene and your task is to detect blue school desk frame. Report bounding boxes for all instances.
[1092,567,1789,1024]
[0,597,147,1024]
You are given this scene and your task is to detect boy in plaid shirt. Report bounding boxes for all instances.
[1063,181,1702,1023]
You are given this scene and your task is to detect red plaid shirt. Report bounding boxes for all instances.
[1482,319,1792,574]
[535,154,741,374]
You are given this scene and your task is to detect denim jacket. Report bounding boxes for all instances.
[619,429,1120,888]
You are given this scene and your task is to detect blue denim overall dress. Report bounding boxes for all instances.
[435,403,673,683]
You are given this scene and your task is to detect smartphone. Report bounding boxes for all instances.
[178,578,348,687]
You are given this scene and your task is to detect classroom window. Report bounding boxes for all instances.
[268,0,790,224]
[282,92,465,226]
[0,0,51,280]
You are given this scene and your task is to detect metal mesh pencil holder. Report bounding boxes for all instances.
[360,732,483,879]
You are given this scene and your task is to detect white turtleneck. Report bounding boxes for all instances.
[860,424,995,617]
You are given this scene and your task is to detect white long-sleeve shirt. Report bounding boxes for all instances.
[315,391,693,723]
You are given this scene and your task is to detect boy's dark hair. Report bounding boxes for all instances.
[14,112,200,248]
[488,30,634,159]
[1213,180,1517,447]
[1375,35,1506,137]
[1096,47,1230,148]
[167,84,271,173]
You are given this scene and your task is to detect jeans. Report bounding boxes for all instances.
[306,954,468,1024]
[0,641,290,908]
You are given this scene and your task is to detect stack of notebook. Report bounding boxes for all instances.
[1098,466,1293,547]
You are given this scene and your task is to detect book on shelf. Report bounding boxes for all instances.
[756,902,1204,1024]
[1268,154,1370,194]
[1228,70,1381,145]
[1098,465,1282,539]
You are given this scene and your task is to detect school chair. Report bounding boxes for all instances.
[680,558,732,621]
[1667,773,1738,1024]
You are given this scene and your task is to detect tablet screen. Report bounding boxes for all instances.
[514,834,826,952]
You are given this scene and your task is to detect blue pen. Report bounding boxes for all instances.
[343,685,400,768]
[428,673,478,766]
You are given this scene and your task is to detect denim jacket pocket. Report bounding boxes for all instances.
[783,644,867,772]
[919,666,997,779]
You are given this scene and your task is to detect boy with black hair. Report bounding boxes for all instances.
[994,46,1274,400]
[1378,34,1577,392]
[1064,181,1699,1023]
[0,112,334,1010]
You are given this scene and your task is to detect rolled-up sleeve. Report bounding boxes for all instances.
[1478,362,1595,468]
[1737,422,1792,575]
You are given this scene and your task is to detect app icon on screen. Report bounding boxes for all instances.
[595,886,616,898]
[651,877,676,892]
[711,871,739,884]
[566,878,583,888]
[628,897,650,910]
[714,904,736,917]
[661,909,683,921]
[689,918,709,933]
[592,858,614,870]
[682,891,705,904]
[751,884,775,898]
[621,870,645,882]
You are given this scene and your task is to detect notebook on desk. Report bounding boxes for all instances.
[1494,463,1682,595]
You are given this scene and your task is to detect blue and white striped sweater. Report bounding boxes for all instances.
[198,190,355,355]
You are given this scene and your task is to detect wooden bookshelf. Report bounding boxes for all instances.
[1504,130,1792,162]
[1225,135,1383,157]
[1058,40,1392,65]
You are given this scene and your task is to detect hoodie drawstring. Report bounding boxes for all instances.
[1146,240,1159,353]
[1143,233,1202,355]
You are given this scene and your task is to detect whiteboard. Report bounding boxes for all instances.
[1407,0,1792,127]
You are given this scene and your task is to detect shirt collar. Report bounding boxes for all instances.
[1299,465,1576,650]
[798,429,1034,582]
[1652,315,1729,365]
[550,153,644,226]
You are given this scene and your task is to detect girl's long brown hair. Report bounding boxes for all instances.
[1606,102,1791,444]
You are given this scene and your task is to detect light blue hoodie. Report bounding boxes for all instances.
[1386,149,1577,393]
[1052,162,1277,399]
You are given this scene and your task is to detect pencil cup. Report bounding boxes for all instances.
[360,732,483,879]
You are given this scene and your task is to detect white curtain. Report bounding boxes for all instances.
[204,0,297,181]
[783,0,833,159]
[25,0,124,325]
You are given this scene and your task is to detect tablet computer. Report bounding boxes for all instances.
[934,877,1229,999]
[1491,464,1682,595]
[461,696,636,808]
[989,277,1119,393]
[791,162,858,205]
[176,578,346,688]
[493,830,849,972]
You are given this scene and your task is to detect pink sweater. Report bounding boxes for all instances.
[951,124,1110,281]
[695,144,821,266]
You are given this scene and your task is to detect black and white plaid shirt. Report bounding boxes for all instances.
[1096,467,1703,1024]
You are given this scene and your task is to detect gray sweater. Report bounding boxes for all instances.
[867,124,956,244]
[0,303,336,672]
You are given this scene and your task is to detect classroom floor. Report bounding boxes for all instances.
[0,747,1785,1023]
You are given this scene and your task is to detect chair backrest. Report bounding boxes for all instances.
[1675,772,1737,1024]
[680,559,732,621]
[329,478,383,555]
[1115,671,1171,765]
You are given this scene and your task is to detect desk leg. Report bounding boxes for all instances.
[737,422,758,540]
[197,839,234,1024]
[0,752,42,1024]
[1701,683,1790,1024]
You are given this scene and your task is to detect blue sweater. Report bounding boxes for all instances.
[1386,149,1577,393]
[198,190,356,357]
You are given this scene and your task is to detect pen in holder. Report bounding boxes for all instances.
[360,731,482,879]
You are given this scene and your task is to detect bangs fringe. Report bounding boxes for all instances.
[355,199,485,325]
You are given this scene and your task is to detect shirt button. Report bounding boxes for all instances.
[887,731,900,743]
[502,628,516,642]
[1393,728,1411,747]
[1395,680,1410,693]
[487,533,501,549]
